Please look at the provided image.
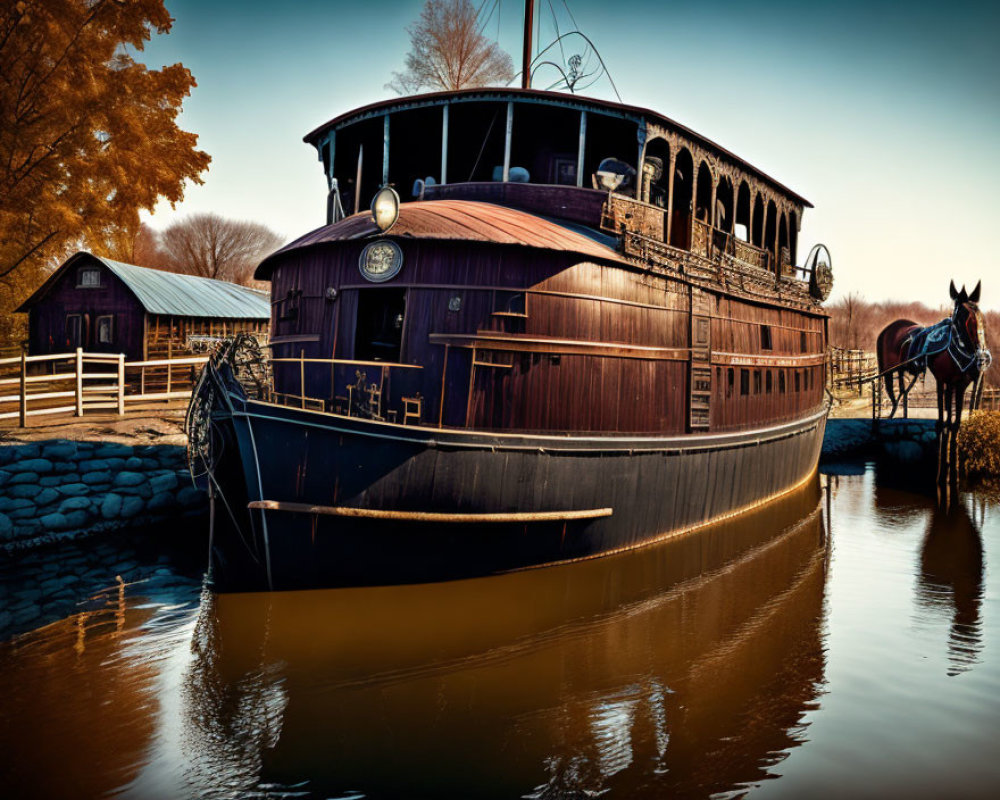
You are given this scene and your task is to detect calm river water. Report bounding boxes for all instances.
[1,461,998,799]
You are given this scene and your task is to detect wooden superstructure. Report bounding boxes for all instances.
[259,89,827,437]
[189,88,830,591]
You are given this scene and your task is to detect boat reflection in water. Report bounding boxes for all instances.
[178,474,828,799]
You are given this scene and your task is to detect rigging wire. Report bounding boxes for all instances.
[547,0,567,72]
[530,31,622,101]
[475,0,502,40]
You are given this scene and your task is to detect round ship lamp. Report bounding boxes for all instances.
[372,185,400,233]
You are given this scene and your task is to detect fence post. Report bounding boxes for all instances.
[117,353,125,415]
[75,347,83,416]
[18,348,26,427]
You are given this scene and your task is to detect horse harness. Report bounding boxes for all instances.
[901,315,992,375]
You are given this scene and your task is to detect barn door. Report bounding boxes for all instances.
[688,288,712,431]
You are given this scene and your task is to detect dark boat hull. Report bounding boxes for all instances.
[201,385,826,591]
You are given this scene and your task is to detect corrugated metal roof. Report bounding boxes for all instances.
[16,252,270,319]
[98,257,270,318]
[256,200,627,279]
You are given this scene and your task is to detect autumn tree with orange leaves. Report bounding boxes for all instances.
[0,0,210,345]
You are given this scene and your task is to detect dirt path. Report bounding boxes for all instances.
[0,405,188,447]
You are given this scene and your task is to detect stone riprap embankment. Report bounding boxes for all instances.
[822,418,939,462]
[0,439,205,551]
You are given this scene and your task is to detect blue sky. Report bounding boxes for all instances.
[138,0,1000,309]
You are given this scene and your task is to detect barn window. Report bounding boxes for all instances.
[740,369,749,396]
[96,315,114,345]
[727,367,734,398]
[65,315,82,347]
[753,369,762,394]
[760,324,773,350]
[795,371,801,392]
[766,370,773,393]
[779,370,786,394]
[800,331,808,353]
[77,267,101,288]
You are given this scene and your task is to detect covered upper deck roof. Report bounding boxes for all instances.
[304,87,811,209]
[18,252,271,319]
[255,199,626,280]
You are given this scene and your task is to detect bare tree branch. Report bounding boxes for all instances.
[386,0,513,94]
[157,214,285,286]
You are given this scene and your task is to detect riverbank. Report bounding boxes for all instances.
[0,438,204,551]
[822,418,939,463]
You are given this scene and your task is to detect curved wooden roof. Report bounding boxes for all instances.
[254,199,627,280]
[303,87,811,208]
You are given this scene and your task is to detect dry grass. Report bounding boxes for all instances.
[959,411,1000,478]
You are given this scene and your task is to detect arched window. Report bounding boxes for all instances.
[764,199,777,258]
[642,138,671,209]
[789,209,799,269]
[736,181,752,241]
[778,213,790,275]
[669,148,694,248]
[695,161,713,224]
[715,176,734,232]
[752,193,764,247]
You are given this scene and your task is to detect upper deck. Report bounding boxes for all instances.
[306,88,812,278]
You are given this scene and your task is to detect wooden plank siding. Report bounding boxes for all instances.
[268,238,825,435]
[28,261,145,359]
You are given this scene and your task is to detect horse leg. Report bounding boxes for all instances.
[898,370,908,418]
[936,380,946,484]
[902,371,921,419]
[885,371,899,419]
[952,383,966,477]
[937,382,954,485]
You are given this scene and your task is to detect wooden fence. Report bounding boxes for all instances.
[980,388,1000,411]
[0,348,208,425]
[827,348,879,397]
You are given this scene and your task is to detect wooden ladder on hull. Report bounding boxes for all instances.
[689,288,712,431]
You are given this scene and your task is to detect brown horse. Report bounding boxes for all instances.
[876,281,990,423]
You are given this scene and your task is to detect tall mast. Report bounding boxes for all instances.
[521,0,534,89]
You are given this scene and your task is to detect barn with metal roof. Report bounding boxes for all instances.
[17,251,270,361]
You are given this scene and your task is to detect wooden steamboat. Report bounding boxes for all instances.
[188,85,831,591]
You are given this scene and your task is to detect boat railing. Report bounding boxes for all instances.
[620,227,815,310]
[605,192,784,276]
[268,354,425,423]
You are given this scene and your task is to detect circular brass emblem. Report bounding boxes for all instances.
[359,240,403,283]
